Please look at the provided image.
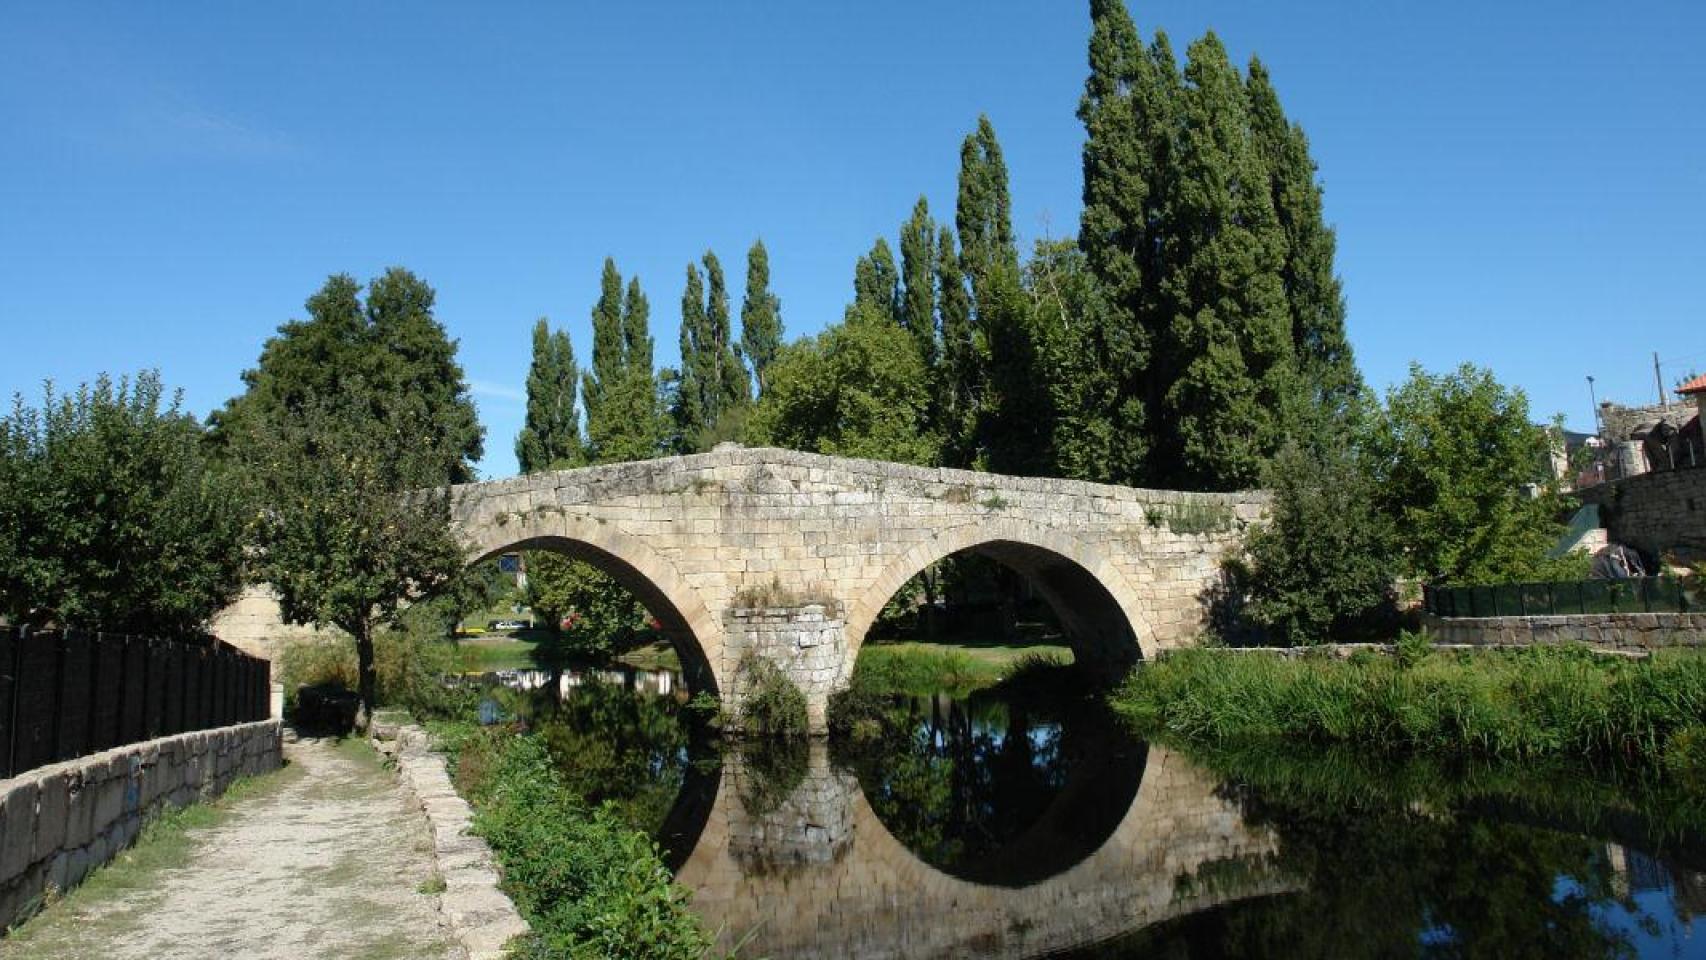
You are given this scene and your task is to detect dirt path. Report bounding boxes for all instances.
[3,736,461,960]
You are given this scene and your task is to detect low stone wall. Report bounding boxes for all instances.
[1422,612,1706,652]
[0,719,282,930]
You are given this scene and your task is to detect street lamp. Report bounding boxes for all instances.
[1587,375,1600,437]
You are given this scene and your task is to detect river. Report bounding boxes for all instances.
[501,668,1706,958]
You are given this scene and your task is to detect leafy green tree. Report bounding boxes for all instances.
[214,269,483,484]
[240,376,465,719]
[515,317,584,473]
[523,552,643,668]
[0,372,246,635]
[1241,431,1398,644]
[739,240,783,398]
[1367,364,1569,585]
[1155,33,1296,491]
[749,311,937,467]
[1026,240,1129,483]
[1247,57,1362,428]
[579,258,626,453]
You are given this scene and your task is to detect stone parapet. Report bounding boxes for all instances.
[0,719,282,930]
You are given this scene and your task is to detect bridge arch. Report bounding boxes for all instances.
[842,518,1156,682]
[459,512,724,695]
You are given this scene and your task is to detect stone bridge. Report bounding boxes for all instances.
[670,741,1291,958]
[450,447,1265,729]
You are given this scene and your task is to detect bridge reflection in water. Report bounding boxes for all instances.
[666,712,1291,959]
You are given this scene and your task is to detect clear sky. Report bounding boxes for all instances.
[3,1,1702,479]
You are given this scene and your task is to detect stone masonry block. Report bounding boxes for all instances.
[0,780,41,883]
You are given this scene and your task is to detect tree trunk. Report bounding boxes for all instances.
[355,621,378,731]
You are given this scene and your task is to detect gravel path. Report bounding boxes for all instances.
[3,736,461,960]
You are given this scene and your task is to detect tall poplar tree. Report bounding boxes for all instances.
[580,259,625,452]
[1157,33,1296,490]
[740,240,783,397]
[1247,57,1361,428]
[583,260,661,464]
[899,198,940,372]
[936,225,977,468]
[516,318,584,473]
[850,238,902,325]
[673,252,748,450]
[1076,1,1178,485]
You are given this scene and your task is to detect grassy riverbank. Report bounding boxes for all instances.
[1113,642,1706,775]
[436,725,723,959]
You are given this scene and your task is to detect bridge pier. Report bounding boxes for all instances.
[724,604,847,734]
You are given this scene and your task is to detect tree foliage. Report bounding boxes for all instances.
[749,310,937,467]
[1241,433,1398,644]
[1368,364,1569,585]
[0,372,245,635]
[238,375,465,716]
[673,252,750,452]
[214,269,483,484]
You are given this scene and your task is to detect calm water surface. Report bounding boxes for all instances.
[540,675,1706,959]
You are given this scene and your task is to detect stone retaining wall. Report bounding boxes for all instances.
[373,723,525,960]
[0,719,282,930]
[1422,612,1706,652]
[1576,466,1706,562]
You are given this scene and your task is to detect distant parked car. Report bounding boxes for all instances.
[487,619,529,631]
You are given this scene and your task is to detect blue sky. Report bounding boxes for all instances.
[3,2,1702,479]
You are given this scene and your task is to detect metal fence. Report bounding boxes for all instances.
[0,626,271,780]
[1423,578,1699,619]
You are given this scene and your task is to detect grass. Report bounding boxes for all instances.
[1113,641,1706,772]
[453,635,540,672]
[3,763,301,944]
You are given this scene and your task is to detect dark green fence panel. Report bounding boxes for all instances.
[1426,578,1696,619]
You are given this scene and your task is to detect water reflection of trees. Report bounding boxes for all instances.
[835,692,1144,886]
[534,679,714,838]
[1077,743,1706,959]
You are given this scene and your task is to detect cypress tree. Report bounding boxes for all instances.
[899,198,940,371]
[1158,33,1296,490]
[581,258,625,447]
[1246,57,1361,427]
[516,318,583,473]
[740,240,783,398]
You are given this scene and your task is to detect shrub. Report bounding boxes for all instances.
[734,655,808,739]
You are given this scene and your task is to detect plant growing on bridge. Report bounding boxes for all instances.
[735,653,809,739]
[0,371,246,635]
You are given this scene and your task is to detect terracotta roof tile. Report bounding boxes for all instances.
[1678,373,1706,395]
